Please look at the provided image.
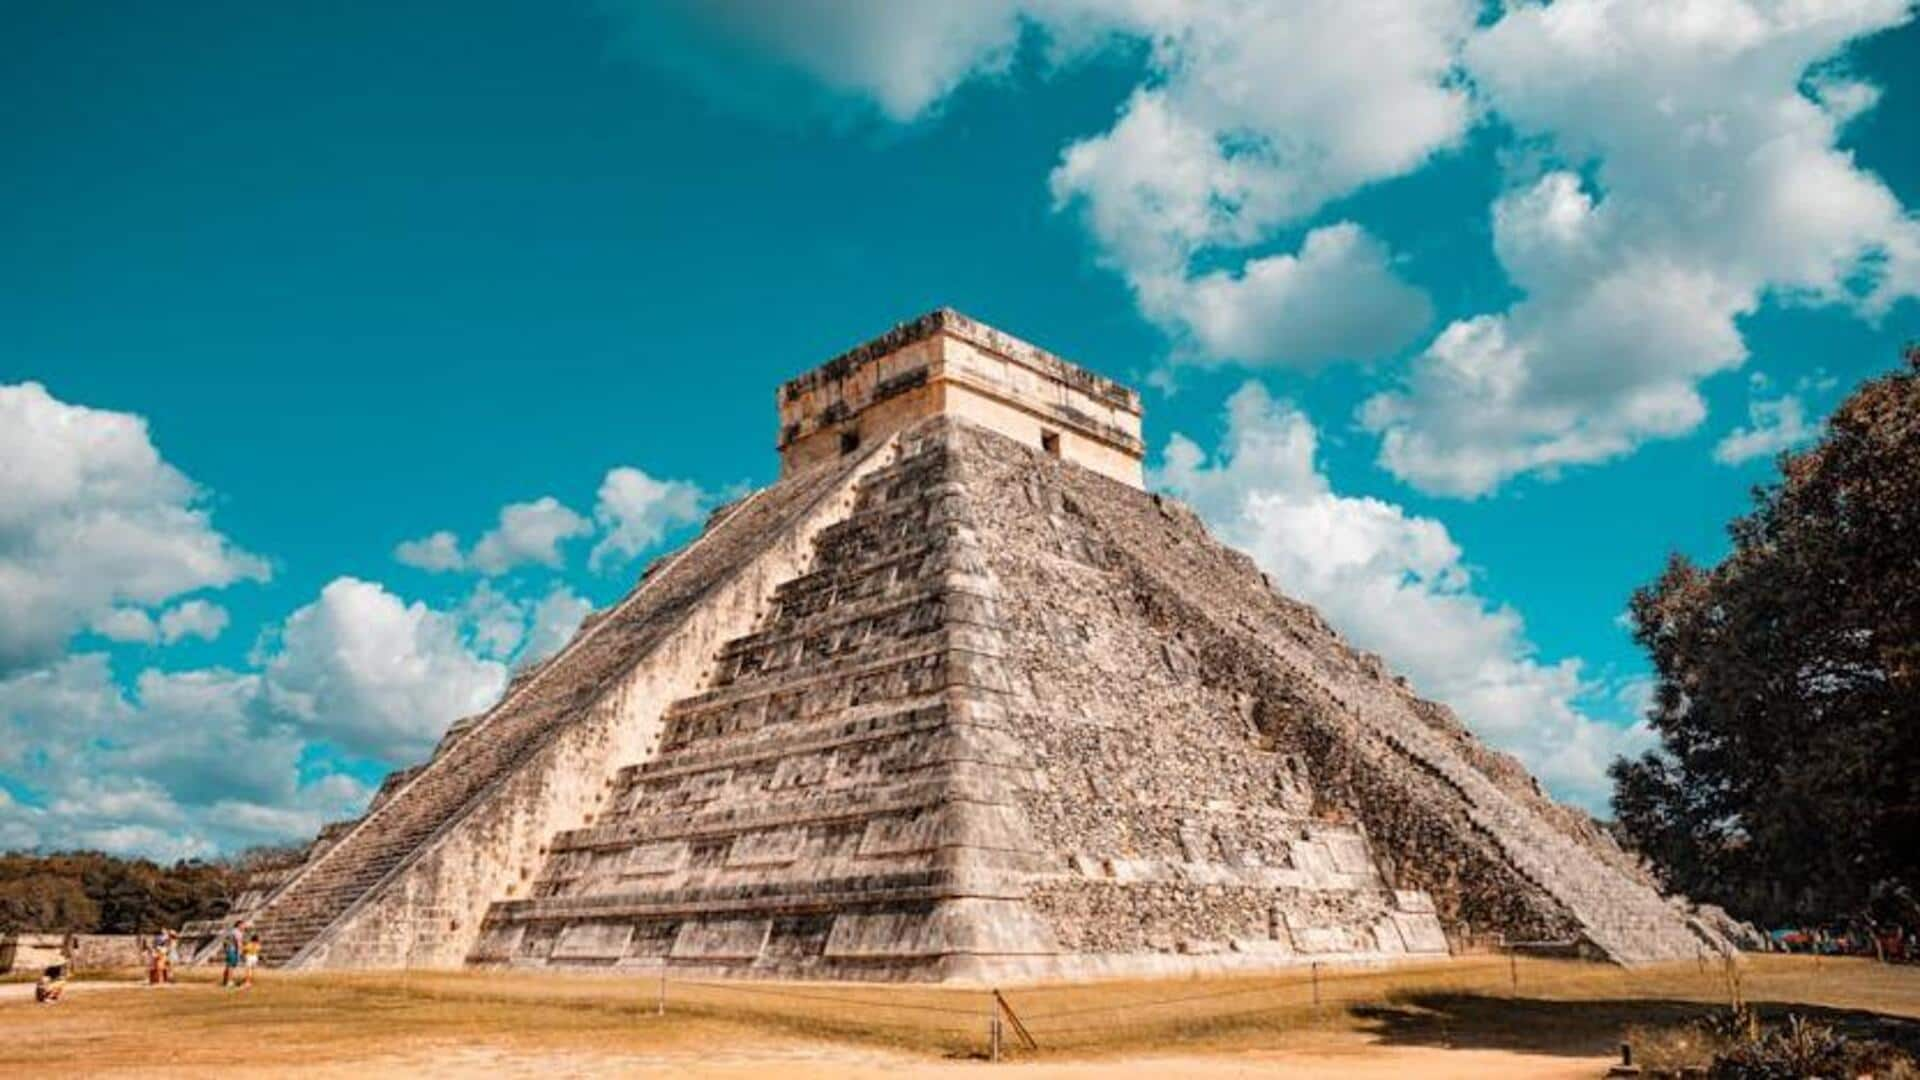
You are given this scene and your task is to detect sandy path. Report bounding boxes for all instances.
[312,1042,1611,1079]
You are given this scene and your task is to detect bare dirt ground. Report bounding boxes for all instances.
[5,955,1915,1077]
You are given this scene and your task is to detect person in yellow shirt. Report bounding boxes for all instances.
[241,934,261,989]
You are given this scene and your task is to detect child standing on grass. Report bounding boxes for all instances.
[35,964,67,1004]
[241,933,260,988]
[148,928,169,985]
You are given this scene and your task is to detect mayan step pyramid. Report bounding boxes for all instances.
[220,309,1725,979]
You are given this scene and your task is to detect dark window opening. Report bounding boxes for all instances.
[839,429,862,455]
[1041,430,1061,456]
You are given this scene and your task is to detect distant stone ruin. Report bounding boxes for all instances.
[212,309,1729,980]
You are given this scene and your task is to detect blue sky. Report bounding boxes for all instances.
[3,1,1916,859]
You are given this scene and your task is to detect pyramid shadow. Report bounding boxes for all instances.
[1349,993,1920,1059]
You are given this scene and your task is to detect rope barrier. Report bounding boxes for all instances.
[643,952,1810,1057]
[1019,971,1316,1022]
[1013,957,1476,1026]
[673,977,986,1017]
[1026,991,1341,1039]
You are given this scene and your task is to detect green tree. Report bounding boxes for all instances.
[1612,346,1920,926]
[0,851,245,933]
[0,873,100,934]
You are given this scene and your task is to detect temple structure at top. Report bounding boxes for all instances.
[777,308,1145,488]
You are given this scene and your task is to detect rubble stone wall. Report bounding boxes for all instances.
[961,422,1447,969]
[960,420,1714,963]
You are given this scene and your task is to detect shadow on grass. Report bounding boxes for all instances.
[1351,994,1920,1059]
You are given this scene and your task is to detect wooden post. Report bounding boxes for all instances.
[1311,961,1321,1006]
[1509,948,1519,991]
[993,989,1038,1052]
[656,963,667,1016]
[989,1013,1001,1063]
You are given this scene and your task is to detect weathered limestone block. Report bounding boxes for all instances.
[553,922,633,962]
[674,919,772,961]
[1393,911,1451,953]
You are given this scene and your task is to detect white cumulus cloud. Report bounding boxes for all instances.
[92,607,158,644]
[397,465,701,578]
[614,1,1457,368]
[92,598,229,645]
[615,0,1029,123]
[394,530,465,573]
[1168,223,1435,368]
[1362,0,1919,496]
[1046,0,1464,366]
[0,382,267,673]
[1157,383,1652,808]
[469,497,592,576]
[259,577,508,762]
[395,499,593,578]
[1712,377,1826,465]
[0,653,368,859]
[157,599,229,644]
[1,572,513,857]
[623,0,1917,485]
[460,580,527,660]
[589,466,708,571]
[523,585,594,665]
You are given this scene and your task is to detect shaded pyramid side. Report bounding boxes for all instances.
[224,442,890,969]
[946,420,1717,965]
[473,419,1449,980]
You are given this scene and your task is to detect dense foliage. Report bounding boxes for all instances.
[1612,347,1920,927]
[0,851,247,934]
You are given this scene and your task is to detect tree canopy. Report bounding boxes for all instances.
[1612,346,1919,927]
[0,851,244,935]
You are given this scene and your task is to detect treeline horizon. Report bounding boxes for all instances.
[0,847,296,936]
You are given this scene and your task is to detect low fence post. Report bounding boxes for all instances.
[1311,961,1321,1006]
[993,988,1038,1052]
[1509,948,1519,992]
[989,1012,1001,1063]
[656,963,667,1016]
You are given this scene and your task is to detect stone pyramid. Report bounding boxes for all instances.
[224,310,1722,979]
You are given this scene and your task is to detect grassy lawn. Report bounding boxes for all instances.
[4,955,1916,1075]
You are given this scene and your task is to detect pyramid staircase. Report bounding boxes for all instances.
[209,447,878,968]
[474,429,1063,976]
[472,423,1454,979]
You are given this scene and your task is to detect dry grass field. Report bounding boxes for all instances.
[5,954,1917,1077]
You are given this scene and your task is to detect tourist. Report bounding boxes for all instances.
[35,964,67,1005]
[221,923,245,988]
[163,927,179,983]
[241,933,261,988]
[149,928,171,985]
